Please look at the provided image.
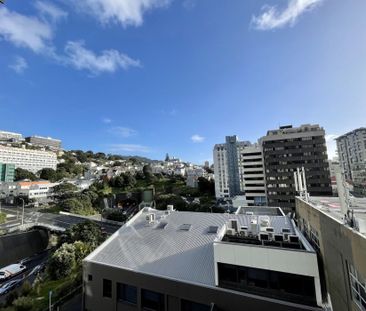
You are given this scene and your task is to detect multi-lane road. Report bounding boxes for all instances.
[0,205,121,234]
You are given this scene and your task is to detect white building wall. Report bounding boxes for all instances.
[213,242,322,306]
[0,146,57,173]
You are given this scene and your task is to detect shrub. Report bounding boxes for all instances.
[13,296,34,311]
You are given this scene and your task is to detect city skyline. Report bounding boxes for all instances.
[1,0,366,163]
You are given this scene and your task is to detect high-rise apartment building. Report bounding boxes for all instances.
[262,125,332,212]
[214,137,266,205]
[213,136,250,198]
[0,146,57,173]
[0,163,15,182]
[0,130,23,142]
[336,128,366,183]
[25,135,62,150]
[239,145,267,206]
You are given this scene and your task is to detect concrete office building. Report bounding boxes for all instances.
[239,145,267,206]
[0,145,57,173]
[213,137,266,205]
[83,206,324,311]
[296,196,366,311]
[262,124,332,212]
[0,130,22,142]
[0,163,15,182]
[336,128,366,183]
[25,135,62,150]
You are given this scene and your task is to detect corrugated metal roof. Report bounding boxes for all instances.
[87,209,297,286]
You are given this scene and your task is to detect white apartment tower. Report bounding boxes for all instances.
[213,136,266,205]
[0,145,57,173]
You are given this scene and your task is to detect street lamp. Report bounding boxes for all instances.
[19,198,25,227]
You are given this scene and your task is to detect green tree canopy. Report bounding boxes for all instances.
[14,168,37,181]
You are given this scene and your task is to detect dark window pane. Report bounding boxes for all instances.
[88,274,93,281]
[142,289,164,311]
[103,279,112,298]
[117,283,137,305]
[181,299,210,311]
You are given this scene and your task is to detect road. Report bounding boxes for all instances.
[0,250,50,304]
[0,205,121,234]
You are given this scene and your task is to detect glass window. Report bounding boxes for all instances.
[141,289,165,311]
[117,283,137,305]
[88,274,93,281]
[103,279,112,298]
[181,299,210,311]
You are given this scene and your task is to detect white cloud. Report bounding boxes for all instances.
[9,56,28,74]
[191,134,205,143]
[325,134,338,160]
[108,126,137,138]
[109,144,151,153]
[63,41,141,74]
[0,7,53,53]
[252,0,323,30]
[102,118,112,124]
[35,1,68,22]
[73,0,171,27]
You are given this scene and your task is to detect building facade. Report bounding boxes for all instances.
[239,145,267,206]
[0,146,57,173]
[214,136,250,198]
[336,128,366,183]
[83,206,323,311]
[0,130,23,142]
[261,124,332,212]
[0,163,15,182]
[25,135,62,150]
[296,196,366,311]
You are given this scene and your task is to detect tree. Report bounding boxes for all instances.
[39,168,57,181]
[110,175,124,188]
[48,243,76,279]
[0,212,6,224]
[63,220,103,247]
[123,173,136,188]
[143,165,152,176]
[198,177,215,196]
[13,296,34,311]
[14,168,36,181]
[53,183,78,194]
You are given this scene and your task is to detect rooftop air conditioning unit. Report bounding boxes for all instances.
[229,219,238,232]
[289,235,299,243]
[245,211,254,216]
[250,218,257,233]
[226,228,235,236]
[259,233,269,241]
[274,234,284,242]
[146,213,156,224]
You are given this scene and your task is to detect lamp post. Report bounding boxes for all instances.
[19,198,25,227]
[49,290,53,311]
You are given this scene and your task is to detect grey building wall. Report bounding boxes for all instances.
[83,261,322,311]
[296,198,366,311]
[0,229,49,267]
[25,136,62,149]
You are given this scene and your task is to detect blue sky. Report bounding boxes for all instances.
[1,0,365,163]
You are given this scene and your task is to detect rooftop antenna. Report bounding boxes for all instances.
[294,167,309,202]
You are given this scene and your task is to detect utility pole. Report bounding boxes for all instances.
[19,198,25,226]
[49,290,53,311]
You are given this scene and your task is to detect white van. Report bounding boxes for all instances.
[0,264,26,281]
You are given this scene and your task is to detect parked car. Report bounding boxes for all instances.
[0,279,22,295]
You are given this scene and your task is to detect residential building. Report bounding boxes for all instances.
[336,128,366,182]
[25,135,62,150]
[0,130,23,142]
[0,180,56,201]
[83,206,324,311]
[296,196,366,311]
[0,163,15,182]
[213,136,251,198]
[186,167,205,188]
[0,145,57,173]
[261,124,332,212]
[239,144,267,206]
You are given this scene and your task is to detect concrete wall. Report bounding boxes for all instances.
[83,261,322,311]
[0,229,49,267]
[296,198,366,311]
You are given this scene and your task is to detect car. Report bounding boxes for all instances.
[0,264,26,281]
[0,279,22,295]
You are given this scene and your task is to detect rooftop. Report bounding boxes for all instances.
[303,196,366,236]
[85,207,314,287]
